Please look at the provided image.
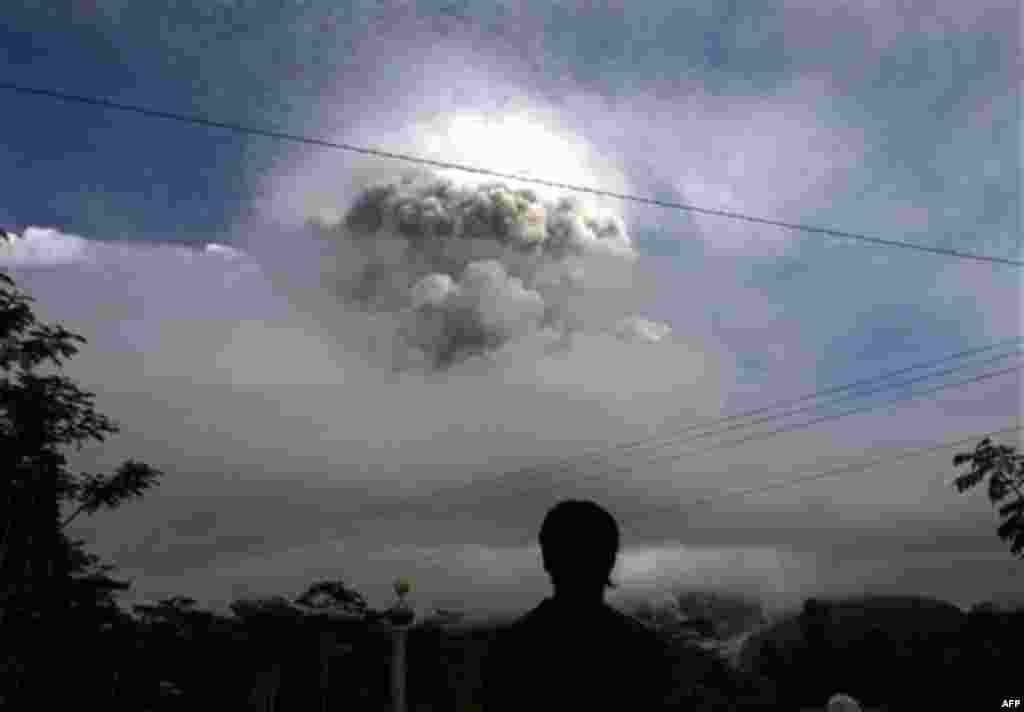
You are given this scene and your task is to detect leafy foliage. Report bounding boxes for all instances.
[229,594,305,627]
[1,270,163,584]
[0,270,163,706]
[62,459,162,528]
[294,578,370,615]
[952,437,1024,557]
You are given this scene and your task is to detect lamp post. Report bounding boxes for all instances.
[389,578,415,712]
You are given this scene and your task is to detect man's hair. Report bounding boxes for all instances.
[539,499,620,590]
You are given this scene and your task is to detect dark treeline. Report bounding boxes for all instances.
[4,581,1024,711]
[744,596,1024,711]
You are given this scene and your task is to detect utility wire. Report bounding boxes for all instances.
[2,81,1021,268]
[485,345,1022,498]
[602,362,1022,477]
[601,348,1020,465]
[616,424,1023,538]
[687,424,1022,507]
[503,338,1023,481]
[359,362,1020,519]
[488,361,1022,500]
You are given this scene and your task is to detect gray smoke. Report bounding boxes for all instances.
[306,171,670,369]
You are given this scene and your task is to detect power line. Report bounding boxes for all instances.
[618,424,1022,537]
[506,337,1022,480]
[693,424,1022,506]
[483,345,1022,498]
[483,361,1021,501]
[358,362,1020,521]
[604,348,1020,465]
[601,361,1022,478]
[2,81,1021,268]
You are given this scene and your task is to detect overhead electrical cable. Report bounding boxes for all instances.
[506,338,1022,480]
[487,361,1022,499]
[598,348,1021,464]
[614,424,1023,538]
[687,424,1022,507]
[1,81,1020,267]
[351,364,1020,520]
[479,343,1022,496]
[594,363,1021,478]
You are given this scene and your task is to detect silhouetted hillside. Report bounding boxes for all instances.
[737,594,985,710]
[738,593,965,671]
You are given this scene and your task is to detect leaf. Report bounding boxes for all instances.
[953,470,985,493]
[77,460,163,514]
[988,474,1009,503]
[998,498,1024,519]
[996,515,1023,543]
[1011,531,1024,558]
[953,452,974,467]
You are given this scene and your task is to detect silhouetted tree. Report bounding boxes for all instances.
[120,596,243,709]
[294,578,370,615]
[1,270,162,706]
[953,437,1024,558]
[754,640,788,708]
[229,593,307,675]
[133,595,211,639]
[855,625,890,705]
[796,598,834,707]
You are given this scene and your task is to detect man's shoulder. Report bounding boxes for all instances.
[608,605,658,634]
[610,607,671,656]
[500,599,663,644]
[483,599,674,707]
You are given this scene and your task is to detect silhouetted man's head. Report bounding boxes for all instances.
[539,499,620,598]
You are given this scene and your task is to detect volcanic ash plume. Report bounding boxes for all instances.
[308,171,670,369]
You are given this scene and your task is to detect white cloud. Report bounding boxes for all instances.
[0,226,89,266]
[614,316,672,344]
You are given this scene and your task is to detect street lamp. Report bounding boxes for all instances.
[387,578,416,712]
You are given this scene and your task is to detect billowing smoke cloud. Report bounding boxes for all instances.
[615,317,674,345]
[303,171,670,369]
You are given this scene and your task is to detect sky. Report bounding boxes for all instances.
[2,0,1021,620]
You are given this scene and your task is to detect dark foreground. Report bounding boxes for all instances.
[2,594,1021,711]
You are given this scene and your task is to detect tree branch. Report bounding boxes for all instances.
[60,502,89,530]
